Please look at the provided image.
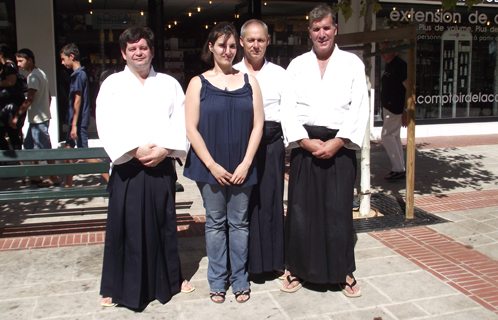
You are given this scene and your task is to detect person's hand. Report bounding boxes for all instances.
[208,162,232,186]
[230,162,250,185]
[299,138,325,153]
[9,116,18,129]
[135,144,153,158]
[401,110,408,128]
[312,138,346,159]
[138,143,169,167]
[71,125,78,140]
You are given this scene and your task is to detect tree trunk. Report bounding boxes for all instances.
[359,0,374,216]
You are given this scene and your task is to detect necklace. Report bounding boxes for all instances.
[215,70,230,91]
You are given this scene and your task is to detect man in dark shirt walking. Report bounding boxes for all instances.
[380,41,407,180]
[60,43,108,187]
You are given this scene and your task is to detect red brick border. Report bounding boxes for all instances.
[0,215,206,251]
[371,226,498,315]
[414,190,498,213]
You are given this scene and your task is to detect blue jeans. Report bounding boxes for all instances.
[24,121,52,150]
[197,182,252,294]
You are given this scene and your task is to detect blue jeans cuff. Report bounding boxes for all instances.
[232,285,250,293]
[209,288,226,293]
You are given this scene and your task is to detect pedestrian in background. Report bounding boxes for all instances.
[0,43,25,151]
[14,48,60,187]
[380,41,407,180]
[60,43,108,187]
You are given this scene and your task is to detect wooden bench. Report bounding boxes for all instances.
[0,148,184,202]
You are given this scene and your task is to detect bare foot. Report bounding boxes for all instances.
[100,296,116,307]
[181,279,195,293]
[277,269,290,280]
[210,292,225,303]
[235,289,250,303]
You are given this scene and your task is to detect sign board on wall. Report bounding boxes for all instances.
[91,10,146,29]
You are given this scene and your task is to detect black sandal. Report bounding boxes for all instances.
[341,273,362,298]
[234,289,251,303]
[209,292,226,304]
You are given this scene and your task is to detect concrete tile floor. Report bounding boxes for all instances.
[1,135,498,319]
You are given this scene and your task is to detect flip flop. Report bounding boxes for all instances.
[280,275,305,293]
[341,274,362,298]
[180,280,195,293]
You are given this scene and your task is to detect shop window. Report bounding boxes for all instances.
[376,3,498,123]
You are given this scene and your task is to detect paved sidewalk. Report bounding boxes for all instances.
[1,134,498,319]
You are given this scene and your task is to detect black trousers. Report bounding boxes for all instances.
[285,125,357,284]
[248,121,285,274]
[100,158,182,311]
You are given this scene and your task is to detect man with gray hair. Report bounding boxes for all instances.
[234,19,286,277]
[281,4,368,297]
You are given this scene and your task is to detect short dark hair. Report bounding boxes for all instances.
[309,4,337,27]
[201,22,238,66]
[15,48,35,64]
[240,19,269,38]
[119,26,154,53]
[60,43,81,61]
[0,43,13,61]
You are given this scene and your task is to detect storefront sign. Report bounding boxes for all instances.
[91,10,146,29]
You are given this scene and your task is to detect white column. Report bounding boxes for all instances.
[15,0,59,148]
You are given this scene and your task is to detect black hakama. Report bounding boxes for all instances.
[285,125,357,284]
[248,121,285,274]
[100,158,182,310]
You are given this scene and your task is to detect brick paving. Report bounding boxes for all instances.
[414,190,498,213]
[0,214,207,251]
[371,226,498,315]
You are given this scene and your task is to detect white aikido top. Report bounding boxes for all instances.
[96,66,188,164]
[281,45,369,150]
[234,58,285,123]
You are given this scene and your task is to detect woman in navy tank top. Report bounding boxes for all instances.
[183,22,264,304]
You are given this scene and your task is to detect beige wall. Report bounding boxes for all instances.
[15,0,59,146]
